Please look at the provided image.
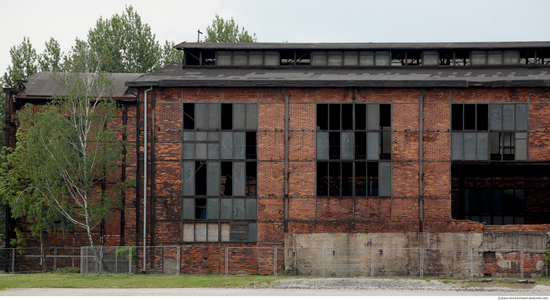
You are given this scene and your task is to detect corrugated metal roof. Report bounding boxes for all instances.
[14,72,143,99]
[125,64,550,88]
[175,41,550,51]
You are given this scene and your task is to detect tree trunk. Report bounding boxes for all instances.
[86,227,109,273]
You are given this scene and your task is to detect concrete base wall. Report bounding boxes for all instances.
[284,231,550,277]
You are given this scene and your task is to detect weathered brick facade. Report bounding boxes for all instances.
[6,42,550,276]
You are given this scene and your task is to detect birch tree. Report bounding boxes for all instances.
[2,45,130,270]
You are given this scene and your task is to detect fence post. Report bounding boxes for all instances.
[274,248,277,276]
[225,247,228,276]
[470,249,474,279]
[521,250,524,279]
[54,248,57,272]
[177,246,181,276]
[420,248,424,278]
[115,246,118,274]
[12,248,15,274]
[370,249,374,277]
[129,246,132,275]
[294,249,298,275]
[322,248,325,277]
[72,247,75,268]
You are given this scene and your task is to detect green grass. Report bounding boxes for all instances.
[0,274,283,290]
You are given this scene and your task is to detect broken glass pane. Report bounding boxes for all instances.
[378,162,391,197]
[245,198,257,219]
[233,162,245,196]
[221,132,233,159]
[221,198,232,219]
[207,161,219,196]
[246,104,258,130]
[195,103,208,130]
[208,103,220,129]
[234,132,246,159]
[341,132,353,160]
[233,198,245,219]
[451,132,463,160]
[233,104,245,130]
[207,198,219,219]
[183,162,195,196]
[183,198,194,219]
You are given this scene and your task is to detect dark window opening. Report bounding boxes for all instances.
[380,132,391,160]
[490,132,515,161]
[355,132,366,159]
[246,132,257,159]
[342,104,353,130]
[221,104,232,130]
[355,162,366,196]
[280,50,294,66]
[464,104,476,130]
[195,161,207,195]
[295,50,311,66]
[317,162,328,196]
[380,104,391,129]
[355,104,366,130]
[329,132,340,159]
[342,162,353,196]
[462,188,524,225]
[317,104,328,130]
[185,50,200,65]
[183,103,195,129]
[201,50,216,65]
[439,51,453,65]
[246,161,257,196]
[195,198,206,219]
[477,104,489,130]
[451,104,463,130]
[329,104,341,130]
[221,161,232,196]
[367,162,379,196]
[329,162,341,196]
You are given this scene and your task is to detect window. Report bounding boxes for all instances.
[462,188,524,225]
[451,103,528,161]
[182,103,258,243]
[316,103,392,197]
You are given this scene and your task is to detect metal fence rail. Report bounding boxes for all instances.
[2,246,549,278]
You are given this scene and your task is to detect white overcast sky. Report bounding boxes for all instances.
[2,0,550,76]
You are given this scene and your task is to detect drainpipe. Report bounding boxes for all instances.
[143,86,153,272]
[284,89,289,227]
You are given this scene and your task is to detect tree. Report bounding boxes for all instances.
[160,41,184,66]
[39,38,63,72]
[87,5,162,73]
[2,45,131,271]
[204,14,257,43]
[2,37,39,87]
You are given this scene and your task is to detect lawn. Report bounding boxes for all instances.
[0,274,283,290]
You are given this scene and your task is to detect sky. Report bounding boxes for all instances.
[2,0,550,77]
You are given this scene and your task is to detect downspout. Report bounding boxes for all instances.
[419,90,424,233]
[284,89,289,229]
[143,86,153,272]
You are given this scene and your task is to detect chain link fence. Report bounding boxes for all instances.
[0,247,80,273]
[1,246,548,278]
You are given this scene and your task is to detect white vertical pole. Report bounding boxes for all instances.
[177,246,181,276]
[470,249,474,279]
[371,249,374,277]
[11,248,15,274]
[54,248,57,272]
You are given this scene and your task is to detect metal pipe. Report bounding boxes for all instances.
[143,86,153,272]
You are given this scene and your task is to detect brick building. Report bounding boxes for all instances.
[5,42,550,275]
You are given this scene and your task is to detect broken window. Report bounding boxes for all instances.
[181,103,258,243]
[316,103,392,197]
[451,103,527,161]
[463,188,524,225]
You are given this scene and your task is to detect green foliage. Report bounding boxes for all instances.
[542,250,550,277]
[87,5,162,73]
[10,228,26,254]
[204,14,257,43]
[115,245,137,262]
[161,41,184,66]
[39,38,63,72]
[2,37,38,86]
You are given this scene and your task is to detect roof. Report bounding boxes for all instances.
[13,72,143,100]
[125,64,550,88]
[175,41,550,51]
